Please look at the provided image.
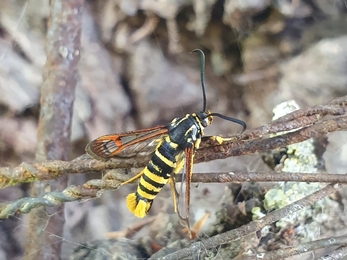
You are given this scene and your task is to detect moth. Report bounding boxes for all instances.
[86,49,246,236]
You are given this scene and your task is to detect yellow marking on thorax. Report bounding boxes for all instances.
[184,125,194,137]
[171,114,190,127]
[163,135,179,148]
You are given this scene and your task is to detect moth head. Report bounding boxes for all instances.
[196,110,213,128]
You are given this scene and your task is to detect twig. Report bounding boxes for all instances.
[329,95,347,107]
[0,97,346,227]
[272,104,345,123]
[0,175,123,219]
[1,114,346,189]
[317,245,347,260]
[155,183,343,260]
[240,235,347,260]
[0,185,101,219]
[2,171,347,219]
[24,0,84,259]
[112,170,347,186]
[190,172,347,184]
[196,115,347,162]
[0,97,345,188]
[242,114,319,140]
[240,98,346,139]
[0,154,149,188]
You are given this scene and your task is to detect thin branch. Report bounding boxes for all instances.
[329,95,347,107]
[0,167,134,218]
[239,98,346,140]
[0,95,345,257]
[24,0,84,259]
[0,97,345,221]
[241,114,319,140]
[0,174,126,219]
[0,97,345,189]
[196,115,347,162]
[191,172,347,184]
[272,104,345,123]
[0,154,149,188]
[240,235,347,260]
[112,170,347,186]
[1,114,346,188]
[2,170,347,219]
[154,183,343,260]
[317,245,347,260]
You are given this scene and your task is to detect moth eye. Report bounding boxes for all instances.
[202,117,211,127]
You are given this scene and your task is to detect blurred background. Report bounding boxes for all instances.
[0,0,347,259]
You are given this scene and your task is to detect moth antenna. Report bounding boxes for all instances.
[191,49,207,111]
[210,112,247,132]
[191,49,247,132]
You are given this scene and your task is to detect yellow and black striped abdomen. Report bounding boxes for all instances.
[126,136,183,218]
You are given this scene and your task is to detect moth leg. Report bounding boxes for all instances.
[173,156,185,174]
[168,179,177,213]
[184,148,194,215]
[203,135,237,144]
[121,169,144,185]
[169,157,185,212]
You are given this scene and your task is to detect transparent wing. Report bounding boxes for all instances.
[86,125,168,160]
[172,147,195,238]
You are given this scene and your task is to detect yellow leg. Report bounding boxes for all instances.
[169,157,185,212]
[121,170,144,185]
[168,178,178,212]
[173,157,185,174]
[209,135,236,144]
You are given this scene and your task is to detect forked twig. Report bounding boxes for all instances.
[0,97,346,219]
[239,235,347,260]
[317,245,347,260]
[154,184,343,260]
[1,112,346,189]
[0,154,150,188]
[319,246,347,260]
[2,170,347,219]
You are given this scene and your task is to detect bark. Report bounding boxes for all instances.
[24,1,83,259]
